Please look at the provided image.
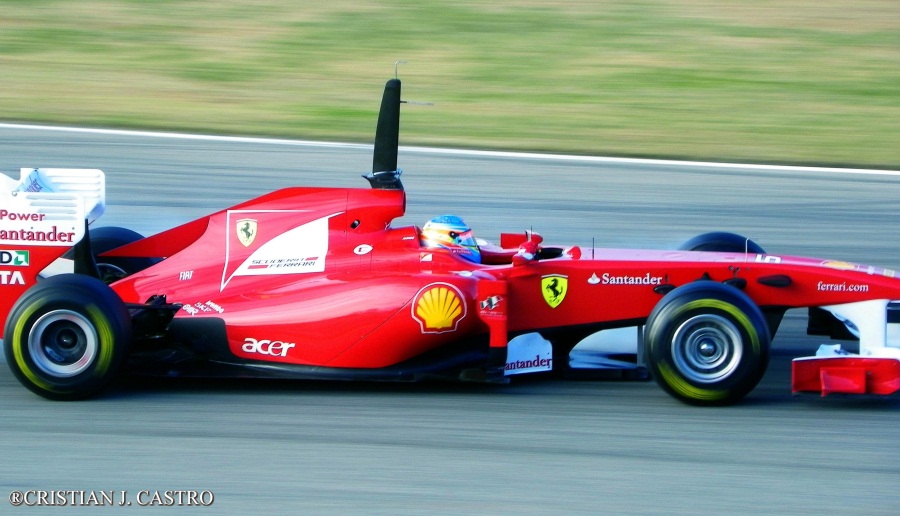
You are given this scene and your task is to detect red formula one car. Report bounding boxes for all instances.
[3,78,900,404]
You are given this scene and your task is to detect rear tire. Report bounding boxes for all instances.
[644,282,770,405]
[3,274,131,400]
[89,226,158,283]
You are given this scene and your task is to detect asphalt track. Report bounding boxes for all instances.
[2,125,900,514]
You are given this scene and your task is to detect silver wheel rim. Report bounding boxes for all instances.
[28,309,98,377]
[671,313,742,383]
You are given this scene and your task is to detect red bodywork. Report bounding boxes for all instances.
[5,170,900,396]
[84,183,900,385]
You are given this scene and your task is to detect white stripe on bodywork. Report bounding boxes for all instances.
[221,212,341,291]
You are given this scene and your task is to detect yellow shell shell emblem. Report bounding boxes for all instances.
[412,283,467,333]
[542,274,568,308]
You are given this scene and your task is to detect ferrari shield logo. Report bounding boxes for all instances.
[236,219,257,247]
[541,274,567,308]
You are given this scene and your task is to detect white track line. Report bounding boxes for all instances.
[1,122,897,177]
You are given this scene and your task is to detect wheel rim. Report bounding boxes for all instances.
[671,313,743,383]
[28,310,98,377]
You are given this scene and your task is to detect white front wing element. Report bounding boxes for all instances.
[811,343,900,359]
[823,299,898,354]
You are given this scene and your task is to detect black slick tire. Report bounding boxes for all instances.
[644,281,770,406]
[3,274,132,400]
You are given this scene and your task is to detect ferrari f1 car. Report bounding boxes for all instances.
[3,78,900,404]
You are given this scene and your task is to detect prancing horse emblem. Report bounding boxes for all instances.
[236,219,258,247]
[541,274,568,308]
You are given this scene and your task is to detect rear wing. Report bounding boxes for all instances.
[1,168,105,339]
[5,168,105,221]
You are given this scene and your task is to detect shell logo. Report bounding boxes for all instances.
[820,260,858,271]
[412,283,467,334]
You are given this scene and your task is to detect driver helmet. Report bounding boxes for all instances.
[421,215,480,263]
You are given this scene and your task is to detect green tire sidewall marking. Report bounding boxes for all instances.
[12,298,53,392]
[657,362,728,402]
[86,304,115,377]
[652,297,762,401]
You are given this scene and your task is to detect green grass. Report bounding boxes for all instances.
[1,0,898,167]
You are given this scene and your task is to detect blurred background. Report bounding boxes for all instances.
[1,0,898,168]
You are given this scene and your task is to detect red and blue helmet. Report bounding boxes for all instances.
[420,215,480,263]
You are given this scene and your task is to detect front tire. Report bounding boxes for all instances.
[644,282,770,405]
[679,231,765,254]
[3,274,131,400]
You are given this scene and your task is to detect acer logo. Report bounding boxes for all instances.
[242,338,296,357]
